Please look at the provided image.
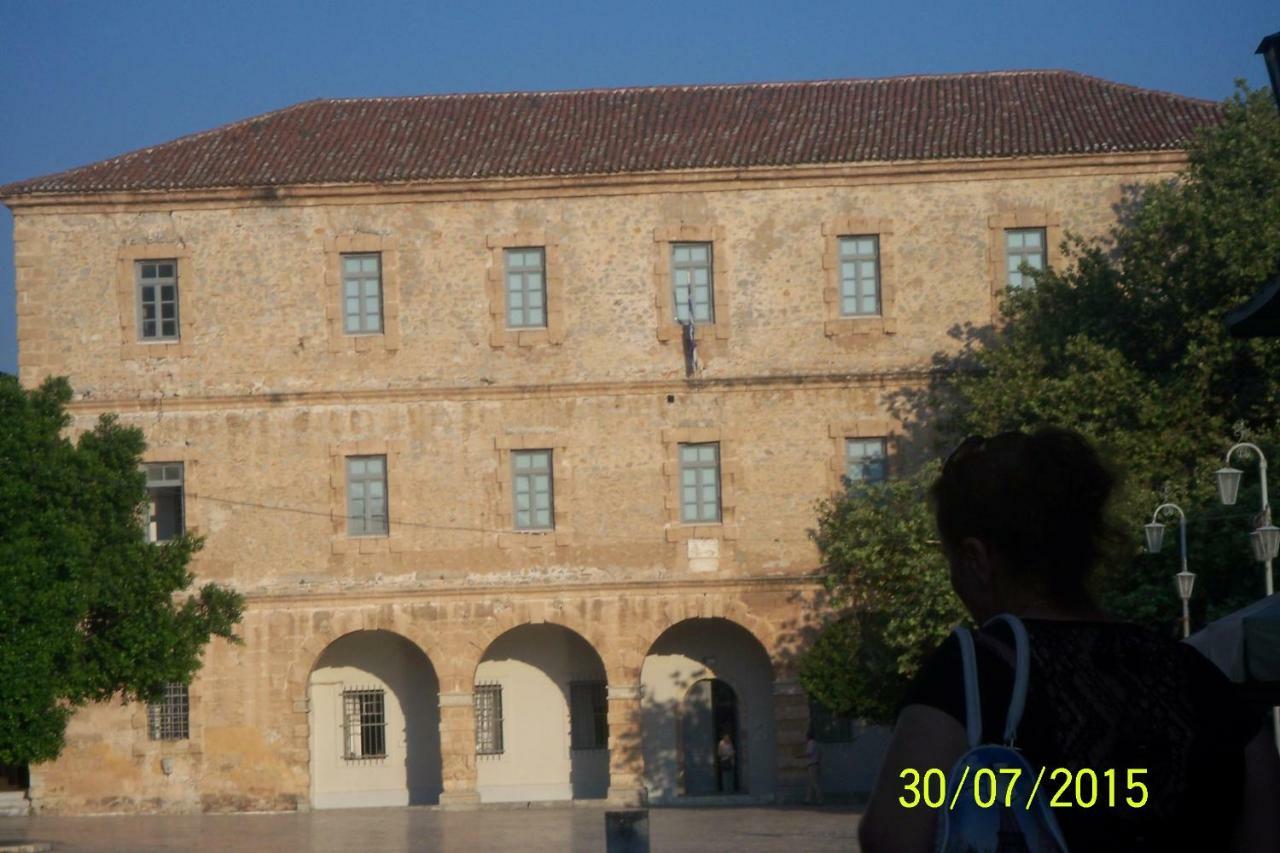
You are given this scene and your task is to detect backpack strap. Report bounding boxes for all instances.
[952,627,982,749]
[983,614,1031,746]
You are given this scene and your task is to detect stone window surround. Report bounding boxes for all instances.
[486,231,566,347]
[661,427,740,543]
[140,445,203,538]
[130,678,202,759]
[494,432,573,549]
[828,418,899,494]
[328,439,407,555]
[821,218,898,337]
[987,209,1063,315]
[115,243,196,359]
[324,233,402,353]
[652,225,731,345]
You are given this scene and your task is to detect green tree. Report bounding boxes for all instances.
[801,86,1280,723]
[0,375,244,765]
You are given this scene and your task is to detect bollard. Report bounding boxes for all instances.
[605,809,650,853]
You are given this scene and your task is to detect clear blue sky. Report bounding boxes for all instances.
[1,0,1275,377]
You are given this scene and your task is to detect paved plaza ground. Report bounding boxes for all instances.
[0,804,862,852]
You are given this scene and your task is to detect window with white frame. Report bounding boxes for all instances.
[504,248,547,328]
[136,260,180,341]
[570,681,608,750]
[1004,228,1046,289]
[342,252,384,334]
[679,442,721,523]
[672,242,714,324]
[838,236,880,316]
[346,455,388,536]
[845,438,888,485]
[147,682,189,741]
[512,449,554,531]
[144,462,185,542]
[475,684,504,755]
[342,688,387,759]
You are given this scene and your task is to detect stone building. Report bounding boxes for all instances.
[0,72,1219,814]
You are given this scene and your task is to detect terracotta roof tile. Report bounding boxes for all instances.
[0,71,1223,198]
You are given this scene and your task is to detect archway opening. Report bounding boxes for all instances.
[640,617,776,802]
[474,623,609,803]
[308,630,442,809]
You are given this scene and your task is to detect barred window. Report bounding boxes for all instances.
[570,681,608,750]
[1005,228,1046,289]
[475,683,504,755]
[504,248,547,329]
[845,438,888,485]
[838,236,880,316]
[147,682,189,741]
[512,449,554,531]
[672,242,714,324]
[342,253,384,334]
[679,442,721,523]
[144,462,185,542]
[342,688,387,759]
[809,697,856,744]
[346,455,388,536]
[136,259,180,341]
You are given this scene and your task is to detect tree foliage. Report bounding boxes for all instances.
[801,86,1280,724]
[0,375,244,765]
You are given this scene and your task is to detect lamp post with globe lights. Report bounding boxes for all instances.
[1144,503,1196,638]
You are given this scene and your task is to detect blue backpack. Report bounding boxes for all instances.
[935,614,1070,853]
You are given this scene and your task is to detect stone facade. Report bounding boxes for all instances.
[6,149,1188,814]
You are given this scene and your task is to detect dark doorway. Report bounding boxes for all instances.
[0,763,28,792]
[681,678,740,795]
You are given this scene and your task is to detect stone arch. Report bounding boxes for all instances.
[473,621,612,803]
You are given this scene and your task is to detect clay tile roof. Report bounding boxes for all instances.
[0,71,1223,198]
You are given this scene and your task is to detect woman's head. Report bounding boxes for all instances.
[930,426,1120,621]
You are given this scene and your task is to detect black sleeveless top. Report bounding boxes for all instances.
[903,619,1263,851]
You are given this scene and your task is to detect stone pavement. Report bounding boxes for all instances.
[0,805,861,852]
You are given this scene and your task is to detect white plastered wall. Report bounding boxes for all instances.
[308,630,442,809]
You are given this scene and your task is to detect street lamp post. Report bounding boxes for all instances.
[1145,503,1195,637]
[1214,443,1279,596]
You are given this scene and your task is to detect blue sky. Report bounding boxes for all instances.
[1,0,1275,377]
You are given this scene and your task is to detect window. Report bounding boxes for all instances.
[672,242,714,324]
[809,697,855,744]
[504,248,547,329]
[342,688,387,759]
[342,252,383,334]
[838,236,880,316]
[679,442,721,524]
[1004,228,1046,289]
[147,682,189,741]
[144,462,184,542]
[346,455,388,536]
[570,681,608,750]
[136,260,180,341]
[845,438,888,485]
[512,449,554,531]
[475,684,504,755]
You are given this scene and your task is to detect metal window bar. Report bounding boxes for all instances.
[679,442,721,523]
[147,682,190,741]
[144,462,185,542]
[341,688,387,759]
[504,247,547,329]
[671,242,714,324]
[570,681,608,750]
[136,260,180,341]
[474,683,504,755]
[341,253,384,334]
[845,438,888,485]
[1005,228,1047,289]
[346,455,388,536]
[512,449,555,531]
[838,236,880,316]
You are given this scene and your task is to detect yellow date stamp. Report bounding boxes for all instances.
[899,767,1149,810]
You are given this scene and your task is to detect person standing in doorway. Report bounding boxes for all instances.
[717,731,737,793]
[804,729,824,805]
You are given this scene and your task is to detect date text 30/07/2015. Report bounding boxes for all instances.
[899,767,1149,810]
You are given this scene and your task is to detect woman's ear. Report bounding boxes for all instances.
[957,537,994,584]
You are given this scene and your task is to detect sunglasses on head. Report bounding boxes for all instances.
[942,431,1028,472]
